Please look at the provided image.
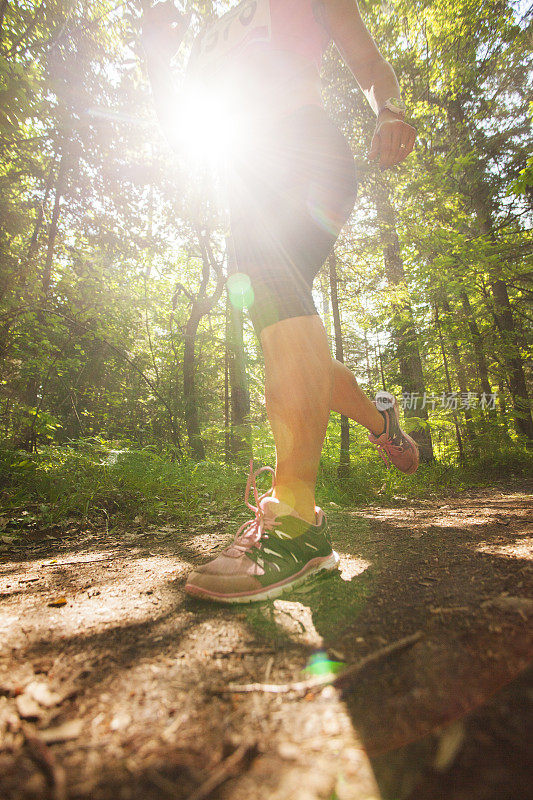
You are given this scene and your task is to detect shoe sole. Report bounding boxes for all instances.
[184,551,340,604]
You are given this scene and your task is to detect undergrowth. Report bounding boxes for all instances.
[0,438,531,533]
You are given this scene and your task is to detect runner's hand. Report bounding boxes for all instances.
[368,118,416,169]
[141,2,191,59]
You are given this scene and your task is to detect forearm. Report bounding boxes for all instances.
[346,54,400,117]
[321,0,415,168]
[319,0,402,116]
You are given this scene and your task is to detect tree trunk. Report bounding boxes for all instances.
[42,150,69,301]
[224,304,231,463]
[375,182,434,461]
[446,100,532,441]
[180,227,226,460]
[363,333,374,393]
[321,273,332,347]
[459,291,493,400]
[15,152,70,451]
[183,309,206,460]
[440,294,478,453]
[490,277,533,440]
[328,251,350,481]
[435,304,465,463]
[226,237,251,458]
[376,336,386,391]
[0,159,55,364]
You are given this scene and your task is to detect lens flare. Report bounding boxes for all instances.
[226,272,254,309]
[306,196,342,237]
[303,650,345,677]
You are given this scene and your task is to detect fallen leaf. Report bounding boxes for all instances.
[48,597,67,607]
[40,719,83,743]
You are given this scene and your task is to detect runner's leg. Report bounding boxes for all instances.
[261,314,332,524]
[330,358,385,435]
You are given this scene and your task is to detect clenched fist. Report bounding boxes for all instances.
[368,117,416,169]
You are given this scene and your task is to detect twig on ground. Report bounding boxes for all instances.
[213,631,423,696]
[185,744,258,800]
[22,723,67,800]
[212,647,277,657]
[39,556,118,568]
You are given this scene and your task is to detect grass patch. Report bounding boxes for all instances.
[0,439,531,534]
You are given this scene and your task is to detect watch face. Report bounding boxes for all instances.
[384,97,406,113]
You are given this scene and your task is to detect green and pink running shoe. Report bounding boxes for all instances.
[184,461,339,604]
[369,391,419,475]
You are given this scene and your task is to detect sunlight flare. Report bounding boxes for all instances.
[172,81,247,164]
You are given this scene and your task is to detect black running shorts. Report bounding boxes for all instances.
[227,104,358,334]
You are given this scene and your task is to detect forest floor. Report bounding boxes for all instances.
[0,483,532,800]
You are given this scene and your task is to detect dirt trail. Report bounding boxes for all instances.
[1,487,532,800]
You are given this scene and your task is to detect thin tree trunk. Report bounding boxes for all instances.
[183,310,206,460]
[328,251,350,481]
[460,291,493,400]
[490,277,533,440]
[42,150,69,301]
[435,304,464,463]
[363,333,374,393]
[321,273,332,347]
[226,236,251,458]
[180,226,225,460]
[224,303,231,463]
[18,151,70,450]
[440,294,478,453]
[375,182,434,461]
[0,159,55,363]
[376,337,386,391]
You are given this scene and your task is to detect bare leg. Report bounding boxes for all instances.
[260,315,332,524]
[331,358,384,436]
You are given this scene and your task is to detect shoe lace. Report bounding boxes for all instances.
[375,436,404,468]
[231,459,277,556]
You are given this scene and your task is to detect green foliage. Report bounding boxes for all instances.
[0,0,531,507]
[0,439,247,524]
[2,439,530,532]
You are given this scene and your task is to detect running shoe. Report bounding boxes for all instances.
[369,391,419,474]
[184,461,339,604]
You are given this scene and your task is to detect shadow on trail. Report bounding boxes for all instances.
[2,491,531,800]
[195,498,531,800]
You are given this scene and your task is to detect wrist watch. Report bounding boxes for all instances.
[380,97,407,117]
